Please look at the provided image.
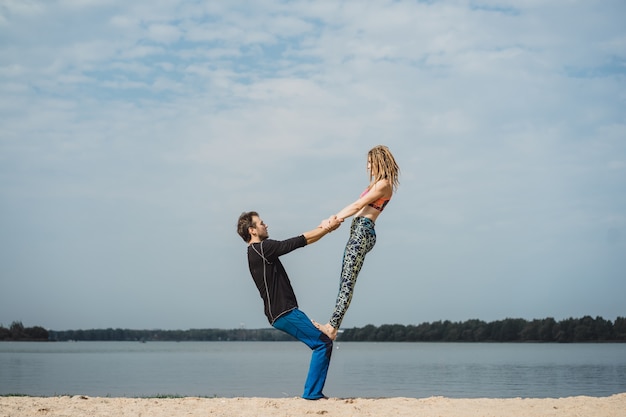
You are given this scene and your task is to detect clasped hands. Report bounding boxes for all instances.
[319,215,343,232]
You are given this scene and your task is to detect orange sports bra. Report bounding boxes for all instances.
[360,187,391,212]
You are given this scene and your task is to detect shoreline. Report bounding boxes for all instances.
[2,393,625,417]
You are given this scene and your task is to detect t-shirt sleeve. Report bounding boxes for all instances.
[261,236,307,262]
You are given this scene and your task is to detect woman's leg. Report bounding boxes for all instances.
[329,218,376,330]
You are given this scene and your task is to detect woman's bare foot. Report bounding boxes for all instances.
[312,320,338,340]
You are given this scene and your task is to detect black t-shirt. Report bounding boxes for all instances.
[247,235,307,324]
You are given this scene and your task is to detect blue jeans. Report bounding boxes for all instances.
[273,308,333,399]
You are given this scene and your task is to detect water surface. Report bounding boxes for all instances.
[1,341,624,398]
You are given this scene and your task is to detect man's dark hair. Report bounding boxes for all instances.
[237,211,258,242]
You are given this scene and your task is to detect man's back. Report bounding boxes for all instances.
[247,236,306,324]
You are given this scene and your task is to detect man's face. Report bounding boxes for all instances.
[250,215,269,240]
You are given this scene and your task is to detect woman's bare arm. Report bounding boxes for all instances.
[334,179,392,220]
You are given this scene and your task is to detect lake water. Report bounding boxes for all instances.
[1,341,625,398]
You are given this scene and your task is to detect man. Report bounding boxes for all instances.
[236,211,342,400]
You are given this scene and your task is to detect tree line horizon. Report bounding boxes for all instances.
[3,315,625,343]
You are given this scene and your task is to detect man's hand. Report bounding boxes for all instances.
[306,216,343,245]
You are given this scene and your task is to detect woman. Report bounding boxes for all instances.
[315,145,400,340]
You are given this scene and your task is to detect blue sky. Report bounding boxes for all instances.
[1,0,625,331]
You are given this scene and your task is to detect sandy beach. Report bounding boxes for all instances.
[1,394,625,417]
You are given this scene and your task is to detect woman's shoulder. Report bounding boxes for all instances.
[373,178,392,190]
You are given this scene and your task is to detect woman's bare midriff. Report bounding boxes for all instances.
[355,205,385,222]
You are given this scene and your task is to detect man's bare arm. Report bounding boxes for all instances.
[303,215,342,245]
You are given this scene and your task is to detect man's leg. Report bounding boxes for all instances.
[273,309,333,400]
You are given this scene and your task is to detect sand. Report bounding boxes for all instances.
[1,394,625,417]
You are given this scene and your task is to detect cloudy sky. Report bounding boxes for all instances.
[1,0,624,332]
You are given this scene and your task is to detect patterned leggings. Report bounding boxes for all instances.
[329,217,376,329]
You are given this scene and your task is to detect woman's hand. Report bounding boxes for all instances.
[319,216,342,232]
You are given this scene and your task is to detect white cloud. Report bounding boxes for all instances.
[147,23,182,44]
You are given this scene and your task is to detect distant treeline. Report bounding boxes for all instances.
[339,316,626,343]
[4,316,625,343]
[0,321,49,341]
[48,327,294,342]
